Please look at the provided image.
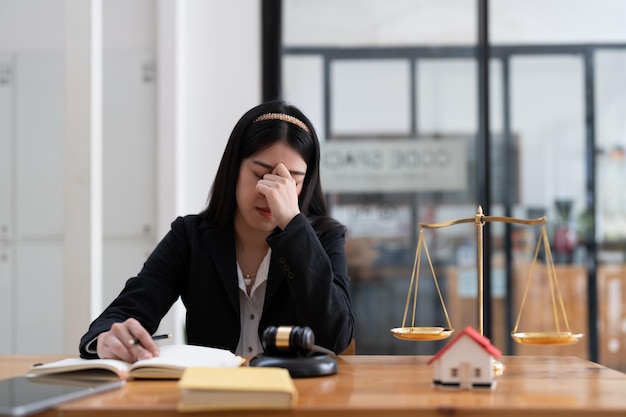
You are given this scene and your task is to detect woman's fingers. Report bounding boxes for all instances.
[96,319,160,362]
[256,164,300,228]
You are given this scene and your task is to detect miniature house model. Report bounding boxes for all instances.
[427,326,502,389]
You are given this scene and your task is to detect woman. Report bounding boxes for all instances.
[79,100,354,362]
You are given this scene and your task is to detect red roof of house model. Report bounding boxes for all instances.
[427,326,502,364]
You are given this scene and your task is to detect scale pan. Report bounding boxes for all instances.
[511,331,584,346]
[390,327,454,341]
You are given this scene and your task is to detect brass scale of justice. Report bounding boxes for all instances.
[390,206,584,346]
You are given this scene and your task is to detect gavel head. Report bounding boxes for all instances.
[262,325,315,356]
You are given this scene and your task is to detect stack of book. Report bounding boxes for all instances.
[177,367,298,411]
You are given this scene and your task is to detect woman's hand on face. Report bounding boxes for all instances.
[256,163,301,229]
[96,318,160,362]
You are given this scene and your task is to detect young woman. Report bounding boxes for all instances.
[79,100,354,362]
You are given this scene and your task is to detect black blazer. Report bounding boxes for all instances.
[79,214,354,358]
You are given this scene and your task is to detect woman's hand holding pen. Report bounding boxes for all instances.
[256,163,302,230]
[96,318,160,362]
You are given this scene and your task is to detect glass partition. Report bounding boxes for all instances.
[283,0,626,368]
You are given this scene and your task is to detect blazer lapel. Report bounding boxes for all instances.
[203,224,239,315]
[263,254,286,313]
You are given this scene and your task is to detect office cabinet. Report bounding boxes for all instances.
[0,56,14,353]
[0,52,66,353]
[0,51,158,354]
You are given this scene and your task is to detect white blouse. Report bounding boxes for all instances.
[235,249,271,356]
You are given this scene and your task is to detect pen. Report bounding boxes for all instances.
[129,333,172,346]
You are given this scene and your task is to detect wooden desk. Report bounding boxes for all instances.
[2,354,626,416]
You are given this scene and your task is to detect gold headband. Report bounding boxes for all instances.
[254,113,310,134]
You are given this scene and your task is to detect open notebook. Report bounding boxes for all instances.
[26,344,245,382]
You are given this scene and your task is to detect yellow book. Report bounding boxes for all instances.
[177,367,298,411]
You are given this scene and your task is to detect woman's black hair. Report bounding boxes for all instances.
[200,100,339,233]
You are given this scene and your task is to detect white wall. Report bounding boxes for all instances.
[0,0,261,353]
[175,0,261,215]
[163,0,261,342]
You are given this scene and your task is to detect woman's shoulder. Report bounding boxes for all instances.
[171,214,201,227]
[170,214,217,234]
